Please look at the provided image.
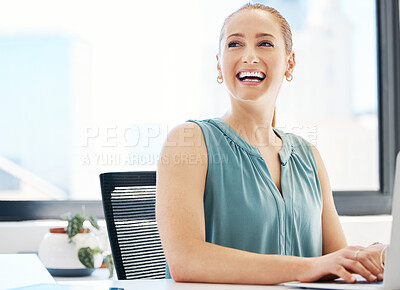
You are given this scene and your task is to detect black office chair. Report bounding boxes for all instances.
[100,171,166,279]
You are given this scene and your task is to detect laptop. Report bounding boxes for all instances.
[283,151,400,290]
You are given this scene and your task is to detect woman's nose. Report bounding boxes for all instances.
[242,47,259,63]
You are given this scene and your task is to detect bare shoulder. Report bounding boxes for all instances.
[307,142,333,201]
[158,121,207,162]
[157,122,208,183]
[307,142,331,193]
[156,122,209,261]
[308,142,323,171]
[163,122,206,150]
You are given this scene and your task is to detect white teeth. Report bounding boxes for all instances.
[238,71,265,78]
[241,78,261,82]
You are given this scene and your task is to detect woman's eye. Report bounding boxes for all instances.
[228,41,240,48]
[259,41,274,47]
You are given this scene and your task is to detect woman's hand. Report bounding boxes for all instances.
[297,246,385,283]
[357,243,387,273]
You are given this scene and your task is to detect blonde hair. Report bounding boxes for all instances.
[218,3,292,127]
[219,3,293,55]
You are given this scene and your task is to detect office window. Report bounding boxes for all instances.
[204,0,380,191]
[0,0,399,218]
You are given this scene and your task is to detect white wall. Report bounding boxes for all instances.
[0,216,392,254]
[0,220,110,254]
[340,215,392,245]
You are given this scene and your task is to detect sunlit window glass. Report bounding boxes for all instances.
[0,0,378,200]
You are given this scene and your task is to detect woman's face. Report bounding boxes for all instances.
[217,9,295,103]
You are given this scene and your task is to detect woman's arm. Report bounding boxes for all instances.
[156,122,307,284]
[310,145,347,254]
[310,145,384,281]
[156,124,381,284]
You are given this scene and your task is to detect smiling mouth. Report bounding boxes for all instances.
[236,71,266,83]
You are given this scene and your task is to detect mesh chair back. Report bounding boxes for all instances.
[100,171,166,279]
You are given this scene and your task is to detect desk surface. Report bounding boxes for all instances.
[0,254,292,290]
[53,268,116,282]
[58,279,294,289]
[0,254,55,289]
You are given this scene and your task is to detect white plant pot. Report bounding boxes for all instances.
[38,228,103,276]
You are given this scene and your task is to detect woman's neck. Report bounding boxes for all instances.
[221,104,281,148]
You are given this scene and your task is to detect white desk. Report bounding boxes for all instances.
[54,269,293,289]
[0,255,292,290]
[53,268,116,282]
[0,254,55,289]
[57,279,294,289]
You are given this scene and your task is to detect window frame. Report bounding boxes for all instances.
[333,0,400,215]
[0,0,399,220]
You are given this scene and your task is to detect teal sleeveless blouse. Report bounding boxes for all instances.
[165,118,322,278]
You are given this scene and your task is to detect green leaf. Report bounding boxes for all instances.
[78,247,94,268]
[92,247,103,255]
[88,215,100,230]
[66,214,85,240]
[105,254,114,278]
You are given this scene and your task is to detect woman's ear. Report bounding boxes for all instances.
[285,51,296,78]
[216,54,222,75]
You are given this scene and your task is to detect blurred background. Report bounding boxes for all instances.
[0,0,379,201]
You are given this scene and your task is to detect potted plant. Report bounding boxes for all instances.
[38,211,114,278]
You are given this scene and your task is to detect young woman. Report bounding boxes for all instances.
[156,3,386,285]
